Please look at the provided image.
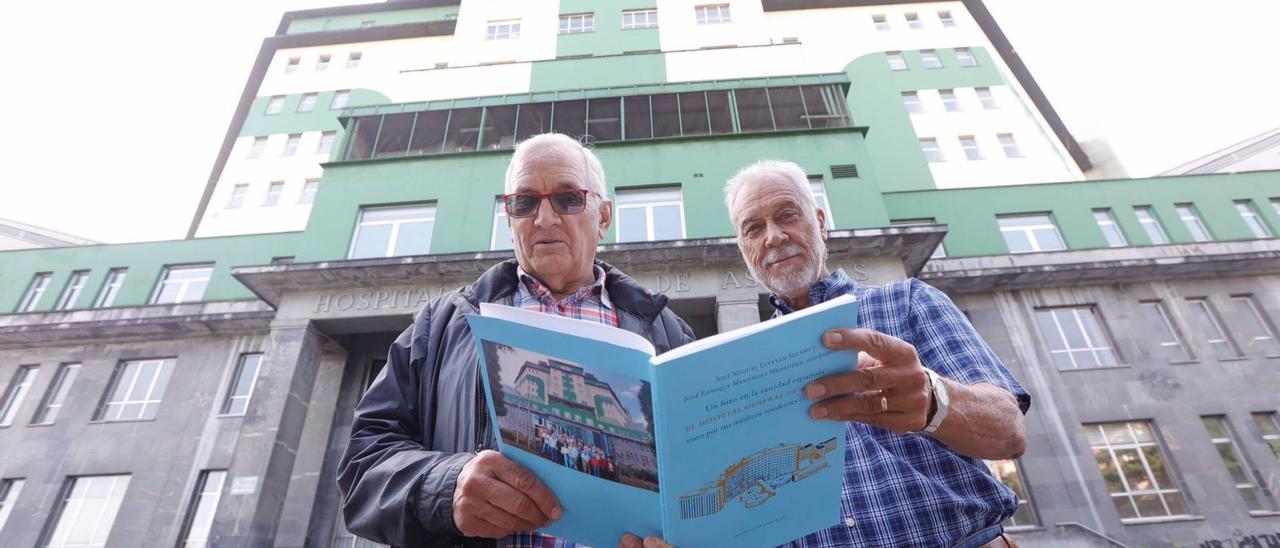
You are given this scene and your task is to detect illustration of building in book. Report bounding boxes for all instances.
[678,437,839,519]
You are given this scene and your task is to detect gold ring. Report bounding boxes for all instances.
[880,395,889,413]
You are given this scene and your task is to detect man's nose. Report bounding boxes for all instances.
[532,196,562,227]
[763,222,788,247]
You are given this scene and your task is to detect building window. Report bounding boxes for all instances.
[247,136,268,160]
[0,478,24,532]
[270,257,295,265]
[938,10,956,27]
[919,138,944,162]
[151,265,213,305]
[1175,203,1212,242]
[1085,421,1190,521]
[297,93,317,113]
[1093,209,1128,247]
[284,57,299,74]
[300,180,319,204]
[998,213,1066,253]
[0,365,39,426]
[891,219,946,258]
[959,135,982,160]
[491,199,513,251]
[263,181,284,206]
[265,96,284,115]
[956,47,978,67]
[616,187,685,243]
[695,4,731,24]
[32,363,80,425]
[17,273,51,313]
[1272,198,1280,217]
[1252,412,1280,463]
[178,470,226,547]
[808,176,834,226]
[349,204,435,259]
[940,89,961,112]
[283,134,302,156]
[486,19,521,40]
[1202,416,1276,513]
[1231,295,1280,356]
[317,131,337,154]
[227,184,248,209]
[905,12,922,29]
[886,51,908,71]
[221,354,263,416]
[872,14,889,31]
[901,92,923,113]
[976,87,997,109]
[1235,200,1273,238]
[55,270,90,310]
[330,90,350,110]
[96,359,175,421]
[997,133,1021,158]
[1185,298,1242,360]
[94,268,127,308]
[1134,206,1170,244]
[359,20,374,28]
[315,54,330,71]
[1140,301,1193,362]
[921,50,943,69]
[985,460,1038,529]
[623,9,659,29]
[1035,306,1118,369]
[346,51,361,69]
[44,475,131,548]
[559,13,594,34]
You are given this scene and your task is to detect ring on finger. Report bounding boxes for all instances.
[880,394,889,413]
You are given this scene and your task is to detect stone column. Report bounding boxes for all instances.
[210,319,345,547]
[716,294,762,333]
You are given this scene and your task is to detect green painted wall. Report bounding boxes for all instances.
[240,89,391,137]
[556,0,660,58]
[0,233,302,313]
[530,53,667,92]
[843,48,1004,193]
[285,6,457,34]
[884,171,1280,257]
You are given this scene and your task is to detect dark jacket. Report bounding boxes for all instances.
[337,259,695,547]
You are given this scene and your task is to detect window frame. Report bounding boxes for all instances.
[315,54,331,71]
[808,176,835,227]
[1185,297,1243,360]
[0,478,24,532]
[940,89,961,112]
[976,87,997,109]
[614,187,687,243]
[1230,295,1280,356]
[1084,421,1191,522]
[919,138,943,162]
[264,96,285,116]
[872,14,889,31]
[901,91,923,113]
[1093,208,1128,247]
[1235,200,1273,238]
[998,213,1066,253]
[486,19,521,40]
[263,181,284,207]
[330,90,350,110]
[55,270,90,311]
[984,459,1039,529]
[0,365,39,427]
[300,179,319,205]
[220,354,264,417]
[1140,301,1193,363]
[886,51,908,71]
[283,133,302,156]
[94,358,176,422]
[905,12,922,29]
[1201,415,1276,513]
[1175,203,1212,242]
[18,273,52,313]
[42,475,131,548]
[997,133,1021,158]
[178,470,227,547]
[247,136,268,160]
[1251,412,1280,464]
[93,268,128,308]
[345,51,362,69]
[622,9,659,30]
[955,47,978,67]
[959,135,982,161]
[559,13,595,34]
[297,93,317,114]
[348,203,437,259]
[490,198,513,251]
[694,4,732,25]
[150,264,214,305]
[1134,206,1170,244]
[32,363,80,425]
[938,10,956,27]
[227,184,248,209]
[920,49,943,69]
[1035,306,1120,370]
[284,57,300,74]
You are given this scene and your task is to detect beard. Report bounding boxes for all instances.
[748,241,827,297]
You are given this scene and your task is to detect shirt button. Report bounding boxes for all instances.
[844,518,856,527]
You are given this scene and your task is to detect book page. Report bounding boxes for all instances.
[468,312,662,547]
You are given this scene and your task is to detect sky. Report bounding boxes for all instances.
[1,1,1276,244]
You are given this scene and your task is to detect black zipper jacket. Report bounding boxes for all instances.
[337,259,695,547]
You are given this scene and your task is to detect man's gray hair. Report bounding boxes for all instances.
[723,159,817,226]
[504,133,607,200]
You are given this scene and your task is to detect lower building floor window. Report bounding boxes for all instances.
[1084,421,1190,522]
[44,474,131,548]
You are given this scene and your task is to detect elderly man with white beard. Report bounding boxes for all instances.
[723,160,1030,548]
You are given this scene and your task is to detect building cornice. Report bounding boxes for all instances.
[275,0,461,36]
[0,300,275,349]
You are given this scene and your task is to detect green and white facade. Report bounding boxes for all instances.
[1,1,1279,546]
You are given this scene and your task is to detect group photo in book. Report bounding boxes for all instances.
[480,340,661,492]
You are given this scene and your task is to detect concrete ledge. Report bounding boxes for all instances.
[0,300,275,348]
[921,239,1280,293]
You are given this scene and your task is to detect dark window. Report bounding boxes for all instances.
[347,116,380,160]
[409,110,449,154]
[736,88,773,131]
[552,100,587,140]
[651,93,680,138]
[707,90,733,134]
[801,84,849,128]
[516,102,553,142]
[769,86,807,130]
[679,92,710,136]
[624,96,652,139]
[481,105,519,150]
[587,98,622,143]
[443,107,482,152]
[373,113,414,158]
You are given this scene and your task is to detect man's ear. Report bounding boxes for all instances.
[597,199,613,240]
[816,207,829,241]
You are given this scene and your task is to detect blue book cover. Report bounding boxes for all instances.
[467,294,857,547]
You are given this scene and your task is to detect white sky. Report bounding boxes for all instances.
[1,1,1276,244]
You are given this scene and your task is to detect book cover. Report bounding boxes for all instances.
[467,294,857,547]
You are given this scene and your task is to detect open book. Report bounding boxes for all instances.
[466,294,858,547]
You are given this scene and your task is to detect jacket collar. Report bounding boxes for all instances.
[460,258,668,323]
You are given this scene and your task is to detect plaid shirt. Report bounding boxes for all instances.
[772,269,1032,547]
[506,265,615,548]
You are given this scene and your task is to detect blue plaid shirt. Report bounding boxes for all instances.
[772,269,1031,547]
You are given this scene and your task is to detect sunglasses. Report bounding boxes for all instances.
[502,189,592,218]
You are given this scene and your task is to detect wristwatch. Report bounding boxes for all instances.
[920,369,950,435]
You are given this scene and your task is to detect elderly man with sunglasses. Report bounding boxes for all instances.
[338,133,695,548]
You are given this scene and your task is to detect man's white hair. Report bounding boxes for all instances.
[723,159,817,226]
[504,133,607,200]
